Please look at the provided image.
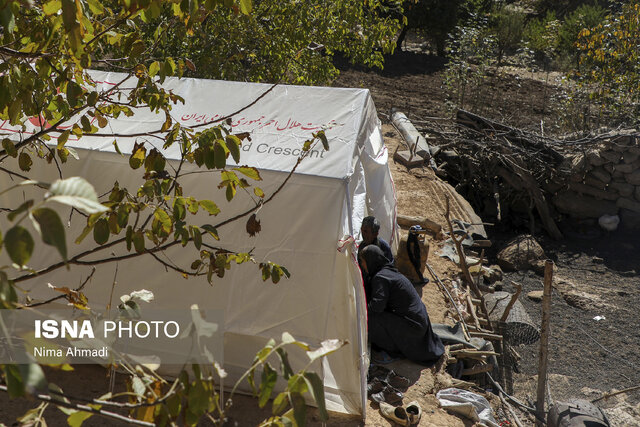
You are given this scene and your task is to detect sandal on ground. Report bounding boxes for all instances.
[371,386,403,405]
[405,400,422,425]
[379,401,410,426]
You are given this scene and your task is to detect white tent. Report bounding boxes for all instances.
[0,71,398,416]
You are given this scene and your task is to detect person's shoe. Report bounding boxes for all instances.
[405,400,422,425]
[379,401,410,426]
[371,386,403,405]
[386,371,410,389]
[369,365,390,381]
[366,377,386,396]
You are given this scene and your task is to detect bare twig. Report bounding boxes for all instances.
[21,268,96,308]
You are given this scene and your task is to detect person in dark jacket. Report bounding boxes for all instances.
[360,245,444,365]
[358,216,394,263]
[358,216,394,302]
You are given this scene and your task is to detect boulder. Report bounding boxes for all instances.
[484,264,503,283]
[613,162,635,174]
[552,191,618,219]
[583,176,608,190]
[497,235,546,273]
[625,169,640,185]
[567,182,617,201]
[527,290,543,302]
[623,151,640,164]
[619,208,640,231]
[585,149,604,166]
[600,150,621,163]
[636,186,640,202]
[612,169,625,179]
[609,180,634,197]
[617,197,640,214]
[588,167,611,184]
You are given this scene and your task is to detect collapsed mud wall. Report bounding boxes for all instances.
[549,133,640,229]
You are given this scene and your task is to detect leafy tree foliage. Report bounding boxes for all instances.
[142,1,401,84]
[0,0,360,424]
[574,1,640,124]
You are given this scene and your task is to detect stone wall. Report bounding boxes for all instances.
[547,134,640,229]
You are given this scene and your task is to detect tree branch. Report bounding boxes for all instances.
[0,384,154,426]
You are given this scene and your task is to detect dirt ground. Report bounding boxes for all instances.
[333,48,640,426]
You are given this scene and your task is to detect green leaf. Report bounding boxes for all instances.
[272,392,288,416]
[214,141,226,169]
[288,391,307,427]
[149,61,160,77]
[187,197,199,214]
[67,411,93,427]
[316,131,329,151]
[258,363,278,408]
[226,135,241,163]
[133,230,145,253]
[303,372,328,421]
[173,197,186,221]
[0,271,17,308]
[93,218,109,245]
[154,208,172,233]
[8,200,34,222]
[0,6,15,34]
[254,187,265,198]
[275,348,294,380]
[190,226,202,250]
[239,0,252,14]
[201,224,219,240]
[2,138,17,157]
[5,226,34,266]
[126,226,133,251]
[234,166,262,181]
[47,177,108,214]
[32,208,67,260]
[43,0,62,16]
[18,152,32,171]
[66,81,83,108]
[57,130,70,148]
[4,365,24,397]
[199,200,220,216]
[129,143,146,169]
[75,225,92,245]
[281,333,309,351]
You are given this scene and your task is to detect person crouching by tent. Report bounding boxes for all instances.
[360,245,444,365]
[358,216,394,302]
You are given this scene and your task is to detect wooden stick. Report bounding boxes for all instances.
[426,262,471,341]
[536,260,554,426]
[499,390,525,427]
[500,282,523,322]
[461,363,494,376]
[467,294,482,330]
[450,350,500,358]
[468,331,503,341]
[592,384,640,403]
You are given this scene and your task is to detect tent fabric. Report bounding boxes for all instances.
[0,71,397,416]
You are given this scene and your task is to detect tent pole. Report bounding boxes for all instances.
[345,178,367,423]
